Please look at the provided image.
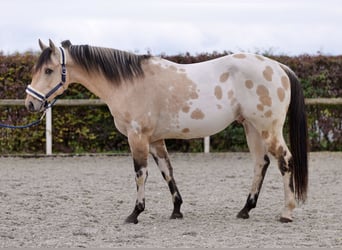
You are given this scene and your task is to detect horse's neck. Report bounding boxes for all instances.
[70,66,115,102]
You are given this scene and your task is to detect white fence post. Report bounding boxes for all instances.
[45,107,52,155]
[204,136,210,153]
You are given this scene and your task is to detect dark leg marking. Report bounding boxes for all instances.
[125,199,145,224]
[150,141,183,220]
[237,155,270,219]
[237,193,258,219]
[278,154,295,195]
[125,158,148,224]
[168,180,183,219]
[160,157,183,219]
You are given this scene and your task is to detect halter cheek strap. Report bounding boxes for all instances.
[26,47,67,108]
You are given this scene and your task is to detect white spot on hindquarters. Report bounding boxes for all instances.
[131,120,141,134]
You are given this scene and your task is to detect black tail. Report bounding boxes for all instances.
[284,66,309,202]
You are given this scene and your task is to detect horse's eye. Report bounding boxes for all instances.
[45,68,53,75]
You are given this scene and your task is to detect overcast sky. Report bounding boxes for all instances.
[0,0,341,55]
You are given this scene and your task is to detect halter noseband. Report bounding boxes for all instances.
[26,47,67,109]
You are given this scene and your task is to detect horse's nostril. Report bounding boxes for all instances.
[28,101,35,112]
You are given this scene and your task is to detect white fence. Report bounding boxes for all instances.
[1,98,341,155]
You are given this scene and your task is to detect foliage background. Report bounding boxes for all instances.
[0,51,341,154]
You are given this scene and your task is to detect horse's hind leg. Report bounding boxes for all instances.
[237,121,270,219]
[150,140,183,219]
[266,134,296,222]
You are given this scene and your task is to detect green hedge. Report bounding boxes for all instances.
[0,51,341,154]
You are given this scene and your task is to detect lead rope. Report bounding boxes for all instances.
[0,109,47,129]
[0,95,61,129]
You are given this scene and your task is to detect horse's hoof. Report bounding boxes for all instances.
[170,212,183,219]
[125,215,139,224]
[237,210,250,219]
[279,216,293,223]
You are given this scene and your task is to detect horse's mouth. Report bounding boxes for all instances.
[25,98,46,113]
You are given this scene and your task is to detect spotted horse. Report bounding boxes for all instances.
[25,39,308,223]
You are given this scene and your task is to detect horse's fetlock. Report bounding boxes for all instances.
[135,198,145,212]
[247,193,258,208]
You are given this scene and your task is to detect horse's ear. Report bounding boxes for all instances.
[61,40,72,48]
[48,39,57,53]
[38,39,48,51]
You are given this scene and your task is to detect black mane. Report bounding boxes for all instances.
[34,40,151,83]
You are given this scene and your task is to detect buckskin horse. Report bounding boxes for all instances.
[25,39,308,224]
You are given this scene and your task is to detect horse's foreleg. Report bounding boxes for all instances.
[125,133,149,224]
[150,140,183,219]
[237,121,270,219]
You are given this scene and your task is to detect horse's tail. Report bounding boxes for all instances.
[283,65,309,202]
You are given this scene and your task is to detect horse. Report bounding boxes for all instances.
[25,39,308,224]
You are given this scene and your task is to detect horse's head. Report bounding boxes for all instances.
[25,39,70,112]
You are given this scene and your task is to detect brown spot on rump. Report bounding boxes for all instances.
[264,110,272,118]
[216,104,222,109]
[182,128,190,133]
[233,53,247,59]
[263,66,274,81]
[182,104,190,113]
[245,80,254,89]
[260,96,272,106]
[277,87,285,102]
[214,85,223,100]
[256,85,269,96]
[257,104,264,111]
[281,75,290,90]
[191,108,205,120]
[227,90,234,99]
[219,72,229,83]
[256,85,272,107]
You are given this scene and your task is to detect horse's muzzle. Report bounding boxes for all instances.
[25,97,45,113]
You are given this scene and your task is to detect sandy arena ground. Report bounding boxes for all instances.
[0,152,341,248]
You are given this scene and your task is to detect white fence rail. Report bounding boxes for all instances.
[1,98,341,155]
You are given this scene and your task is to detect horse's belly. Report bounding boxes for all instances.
[160,105,235,140]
